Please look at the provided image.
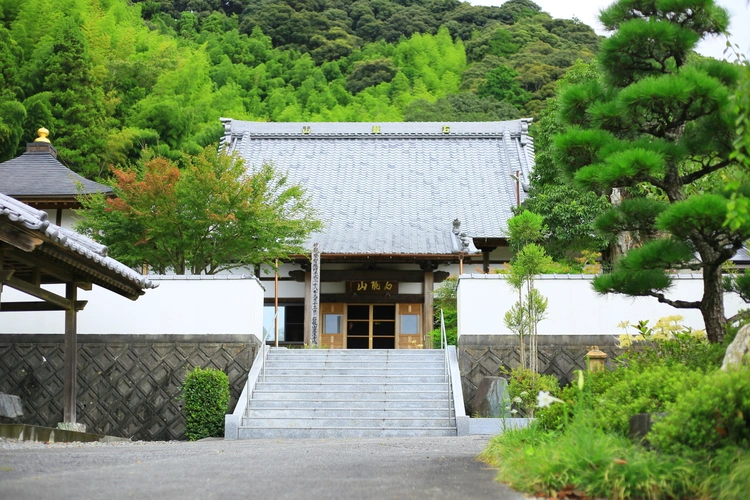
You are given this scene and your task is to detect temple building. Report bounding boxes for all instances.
[221,120,535,348]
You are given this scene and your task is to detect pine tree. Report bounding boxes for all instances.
[554,0,750,343]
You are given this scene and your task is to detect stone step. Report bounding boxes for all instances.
[251,391,450,401]
[266,354,445,362]
[262,368,444,376]
[267,349,443,355]
[237,427,457,439]
[264,364,445,370]
[244,408,454,418]
[259,375,446,384]
[247,399,451,409]
[241,417,455,428]
[254,382,449,392]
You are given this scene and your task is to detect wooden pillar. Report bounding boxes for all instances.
[303,271,312,345]
[482,250,490,274]
[63,283,77,423]
[423,270,434,349]
[0,249,4,310]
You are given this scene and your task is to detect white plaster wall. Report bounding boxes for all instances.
[0,276,265,337]
[457,274,747,336]
[59,209,78,229]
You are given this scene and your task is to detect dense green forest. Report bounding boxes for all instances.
[0,0,600,177]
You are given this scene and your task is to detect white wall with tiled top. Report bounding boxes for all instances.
[457,274,747,336]
[0,276,264,336]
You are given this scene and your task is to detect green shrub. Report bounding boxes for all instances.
[591,363,704,437]
[536,368,622,431]
[617,317,725,372]
[504,367,560,418]
[649,365,750,454]
[182,366,230,441]
[479,417,702,500]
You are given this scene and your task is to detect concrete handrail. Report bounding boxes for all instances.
[225,343,268,439]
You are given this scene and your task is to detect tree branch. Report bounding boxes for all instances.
[649,292,701,309]
[728,309,750,326]
[680,159,731,184]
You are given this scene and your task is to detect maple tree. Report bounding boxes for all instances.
[76,145,321,274]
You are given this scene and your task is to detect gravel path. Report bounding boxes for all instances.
[0,436,525,500]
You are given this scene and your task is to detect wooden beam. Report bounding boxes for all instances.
[3,247,76,283]
[0,301,87,312]
[4,275,75,310]
[320,294,424,304]
[0,224,44,252]
[64,283,77,424]
[289,269,450,283]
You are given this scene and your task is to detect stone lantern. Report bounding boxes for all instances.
[586,346,608,372]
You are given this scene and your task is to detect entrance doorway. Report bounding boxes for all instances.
[346,305,395,349]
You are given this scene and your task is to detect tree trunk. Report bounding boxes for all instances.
[702,266,726,344]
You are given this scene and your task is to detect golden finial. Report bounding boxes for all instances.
[34,128,51,143]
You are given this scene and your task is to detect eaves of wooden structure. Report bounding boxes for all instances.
[0,193,156,425]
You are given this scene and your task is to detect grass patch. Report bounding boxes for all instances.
[478,326,750,499]
[479,419,702,500]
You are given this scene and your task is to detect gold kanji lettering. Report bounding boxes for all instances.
[370,281,381,291]
[356,281,368,291]
[384,281,393,291]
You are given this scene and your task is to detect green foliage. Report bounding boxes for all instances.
[477,65,530,107]
[593,364,704,437]
[504,367,559,417]
[482,310,747,498]
[480,419,702,500]
[506,210,545,250]
[553,0,748,343]
[0,0,601,175]
[523,60,610,260]
[428,276,457,348]
[182,366,230,441]
[650,365,750,455]
[76,145,321,274]
[617,317,726,372]
[725,60,750,231]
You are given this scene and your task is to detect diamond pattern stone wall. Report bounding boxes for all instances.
[459,334,623,413]
[0,334,260,441]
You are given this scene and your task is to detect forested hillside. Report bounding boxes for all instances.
[0,0,600,177]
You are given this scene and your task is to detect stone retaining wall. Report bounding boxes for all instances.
[459,334,623,413]
[0,334,260,441]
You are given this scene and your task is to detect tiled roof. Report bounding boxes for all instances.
[0,144,112,198]
[733,247,750,263]
[0,192,155,290]
[221,120,534,255]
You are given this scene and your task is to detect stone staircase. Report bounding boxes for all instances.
[233,349,459,439]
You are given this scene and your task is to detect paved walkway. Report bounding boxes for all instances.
[0,436,525,500]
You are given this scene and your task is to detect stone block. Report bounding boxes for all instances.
[57,422,87,433]
[473,376,510,418]
[0,393,23,421]
[722,324,750,370]
[629,412,665,445]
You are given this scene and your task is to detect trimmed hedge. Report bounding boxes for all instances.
[182,366,230,441]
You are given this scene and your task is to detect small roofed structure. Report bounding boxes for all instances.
[0,128,112,225]
[0,192,156,426]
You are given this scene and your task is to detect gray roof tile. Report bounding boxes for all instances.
[222,120,534,255]
[0,145,112,198]
[0,192,155,290]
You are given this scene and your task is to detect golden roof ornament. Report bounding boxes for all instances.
[34,128,51,143]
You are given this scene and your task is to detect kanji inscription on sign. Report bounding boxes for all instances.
[347,280,399,295]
